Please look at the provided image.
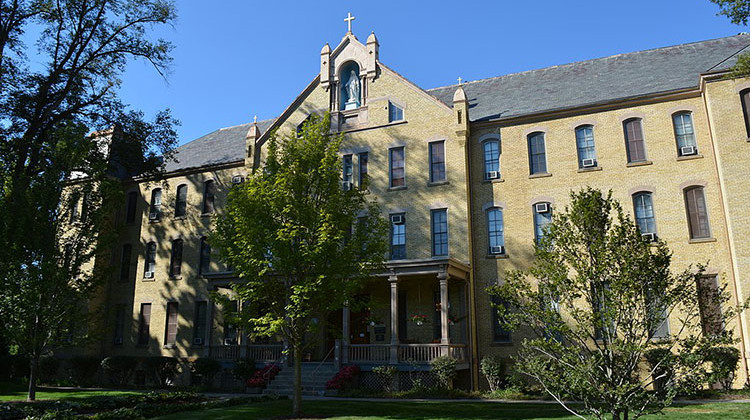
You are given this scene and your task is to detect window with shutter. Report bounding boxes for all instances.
[170,239,183,277]
[684,187,711,239]
[165,302,178,346]
[623,118,647,163]
[175,184,187,217]
[137,303,151,346]
[202,180,216,214]
[741,89,750,138]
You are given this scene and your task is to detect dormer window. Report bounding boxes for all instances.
[339,61,361,110]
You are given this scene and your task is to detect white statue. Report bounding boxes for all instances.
[344,70,360,107]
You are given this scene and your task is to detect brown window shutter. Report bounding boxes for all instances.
[685,188,710,238]
[166,303,178,345]
[742,90,750,138]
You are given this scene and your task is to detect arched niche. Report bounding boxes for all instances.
[339,61,361,110]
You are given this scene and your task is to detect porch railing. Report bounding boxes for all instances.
[449,344,468,362]
[210,344,241,360]
[398,344,441,363]
[210,344,284,362]
[344,343,469,364]
[349,344,390,363]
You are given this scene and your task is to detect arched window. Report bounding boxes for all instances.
[623,118,647,163]
[202,180,216,214]
[533,202,552,245]
[169,239,183,277]
[175,184,187,218]
[199,237,211,274]
[149,188,162,221]
[740,88,750,137]
[673,112,697,156]
[144,242,156,277]
[527,132,547,175]
[487,208,505,255]
[575,125,597,168]
[684,186,710,239]
[632,192,656,239]
[483,139,500,180]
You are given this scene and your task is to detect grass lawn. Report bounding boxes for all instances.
[0,381,140,402]
[154,399,750,420]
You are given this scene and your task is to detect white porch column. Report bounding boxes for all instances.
[439,271,450,356]
[389,275,399,364]
[342,303,350,364]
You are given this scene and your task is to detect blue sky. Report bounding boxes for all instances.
[117,0,744,145]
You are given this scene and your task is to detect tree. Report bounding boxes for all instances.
[0,0,178,401]
[710,1,750,76]
[212,113,388,417]
[488,188,744,420]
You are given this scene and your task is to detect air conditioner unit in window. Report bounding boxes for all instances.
[231,175,244,184]
[223,338,236,346]
[681,145,697,156]
[535,203,549,213]
[144,271,154,279]
[582,158,596,168]
[342,181,352,191]
[642,232,657,242]
[391,214,404,224]
[486,171,500,180]
[193,337,204,346]
[489,245,504,255]
[113,337,123,345]
[148,211,159,220]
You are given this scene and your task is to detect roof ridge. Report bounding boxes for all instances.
[427,33,750,93]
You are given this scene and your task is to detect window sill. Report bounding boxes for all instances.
[163,344,176,349]
[142,277,155,282]
[528,172,552,179]
[169,275,182,280]
[626,160,653,167]
[689,237,716,244]
[388,186,407,192]
[148,219,162,224]
[174,216,187,221]
[577,166,602,173]
[428,180,449,187]
[483,178,505,184]
[486,254,509,259]
[676,154,703,161]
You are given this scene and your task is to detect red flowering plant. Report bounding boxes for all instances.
[325,365,361,390]
[246,364,281,388]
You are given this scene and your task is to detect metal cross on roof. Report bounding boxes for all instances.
[344,12,355,33]
[457,76,462,85]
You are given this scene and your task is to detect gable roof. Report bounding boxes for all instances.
[427,34,750,122]
[165,118,275,172]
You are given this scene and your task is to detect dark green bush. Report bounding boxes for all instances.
[191,358,222,387]
[143,356,179,388]
[38,356,60,383]
[706,346,740,391]
[372,365,397,393]
[69,356,100,386]
[479,355,506,392]
[430,356,458,389]
[100,356,138,387]
[232,358,256,383]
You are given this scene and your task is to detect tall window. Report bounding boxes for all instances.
[223,301,238,345]
[647,293,670,339]
[175,184,187,218]
[431,209,448,257]
[113,304,126,345]
[137,303,151,346]
[342,154,353,190]
[149,188,162,221]
[684,187,711,239]
[390,214,406,260]
[169,239,183,277]
[119,244,132,283]
[80,192,90,223]
[483,139,500,179]
[164,302,178,346]
[575,125,597,168]
[491,297,511,343]
[199,237,211,274]
[202,180,216,214]
[487,208,505,254]
[193,301,208,346]
[125,191,138,224]
[633,192,657,237]
[429,141,446,183]
[533,203,552,245]
[527,132,547,175]
[389,147,405,188]
[740,88,750,137]
[673,112,697,155]
[623,118,647,163]
[358,152,368,187]
[144,242,156,277]
[389,101,403,122]
[697,276,723,336]
[70,193,80,223]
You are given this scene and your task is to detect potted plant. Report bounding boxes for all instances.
[410,314,429,326]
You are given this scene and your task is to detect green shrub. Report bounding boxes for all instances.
[706,346,740,391]
[191,358,222,387]
[232,358,256,383]
[479,355,506,392]
[430,356,457,389]
[372,365,397,393]
[143,356,179,388]
[100,356,137,387]
[38,356,60,384]
[69,356,100,386]
[644,348,675,396]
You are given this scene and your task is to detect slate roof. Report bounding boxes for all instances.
[165,118,275,172]
[427,34,750,122]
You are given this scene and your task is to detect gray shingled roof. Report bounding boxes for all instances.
[428,34,750,122]
[165,119,275,172]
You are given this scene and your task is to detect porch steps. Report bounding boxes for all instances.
[263,363,338,396]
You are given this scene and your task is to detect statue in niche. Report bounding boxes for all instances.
[343,69,361,110]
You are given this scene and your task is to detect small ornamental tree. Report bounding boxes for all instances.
[212,113,388,417]
[488,188,746,420]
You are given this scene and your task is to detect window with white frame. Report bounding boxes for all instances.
[390,213,406,259]
[483,139,500,180]
[487,208,505,255]
[673,112,697,156]
[431,209,448,256]
[575,125,597,168]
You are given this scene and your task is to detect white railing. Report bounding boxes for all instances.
[398,344,442,363]
[210,345,240,360]
[449,344,468,362]
[246,344,284,362]
[349,344,390,363]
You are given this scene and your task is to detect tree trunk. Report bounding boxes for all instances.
[293,343,302,417]
[27,356,38,401]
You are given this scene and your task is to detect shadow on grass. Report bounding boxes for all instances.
[0,381,140,402]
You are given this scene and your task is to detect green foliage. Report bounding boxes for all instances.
[479,355,506,392]
[190,358,221,387]
[69,356,100,386]
[727,52,750,78]
[372,365,397,393]
[487,188,745,420]
[430,356,457,389]
[706,346,741,391]
[710,0,750,25]
[142,357,179,388]
[100,356,137,387]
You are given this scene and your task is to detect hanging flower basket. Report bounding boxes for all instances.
[448,313,460,325]
[410,314,429,325]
